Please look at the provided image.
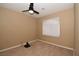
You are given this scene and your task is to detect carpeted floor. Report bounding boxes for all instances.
[0,41,73,56]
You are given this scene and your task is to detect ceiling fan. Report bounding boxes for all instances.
[22,3,39,15]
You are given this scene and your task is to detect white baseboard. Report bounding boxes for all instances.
[0,39,74,52]
[0,39,37,52]
[22,39,38,46]
[38,39,74,51]
[0,44,21,53]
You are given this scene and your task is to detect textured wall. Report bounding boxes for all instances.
[0,7,37,49]
[37,8,74,48]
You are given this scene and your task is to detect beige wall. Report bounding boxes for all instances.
[0,7,37,49]
[75,4,79,55]
[37,8,74,48]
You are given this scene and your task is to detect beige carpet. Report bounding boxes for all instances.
[0,41,73,56]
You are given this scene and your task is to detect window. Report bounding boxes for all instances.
[42,17,60,37]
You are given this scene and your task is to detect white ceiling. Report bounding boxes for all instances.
[0,3,73,18]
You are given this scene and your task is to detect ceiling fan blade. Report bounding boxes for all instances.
[33,10,39,14]
[22,10,29,12]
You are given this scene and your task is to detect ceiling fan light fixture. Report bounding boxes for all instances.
[22,3,39,15]
[28,10,34,14]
